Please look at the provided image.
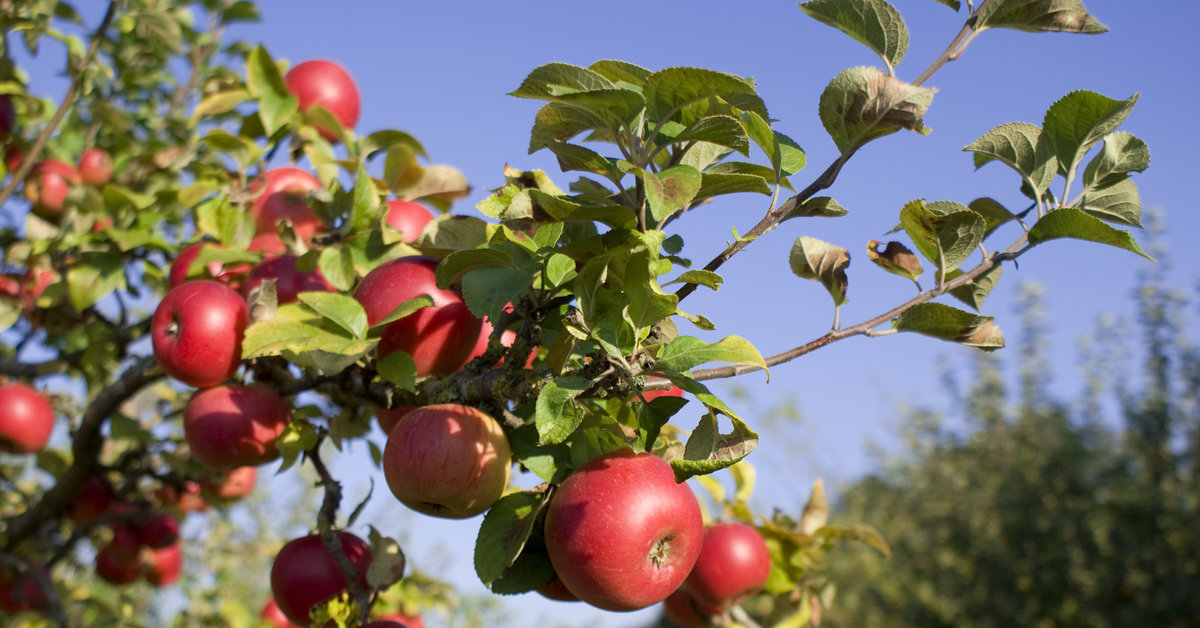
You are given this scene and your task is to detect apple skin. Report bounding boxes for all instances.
[242,254,333,303]
[249,167,323,242]
[683,521,772,610]
[261,598,303,628]
[0,564,48,614]
[183,384,291,471]
[384,199,434,242]
[284,60,361,140]
[662,589,718,628]
[78,148,114,186]
[151,280,248,389]
[135,512,180,549]
[353,256,483,376]
[67,475,116,524]
[95,533,142,585]
[374,405,415,435]
[642,379,684,401]
[537,575,580,602]
[201,464,257,501]
[544,449,703,612]
[270,531,372,626]
[382,404,511,519]
[0,383,55,454]
[144,543,182,587]
[156,480,208,513]
[375,612,423,628]
[24,159,80,219]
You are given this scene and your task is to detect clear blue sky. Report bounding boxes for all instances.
[23,2,1200,626]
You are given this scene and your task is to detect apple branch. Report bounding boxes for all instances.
[690,237,1028,382]
[0,1,118,209]
[2,356,162,551]
[307,441,373,622]
[676,0,994,305]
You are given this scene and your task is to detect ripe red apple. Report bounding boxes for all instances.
[201,465,257,501]
[0,94,14,143]
[4,145,24,172]
[642,378,684,401]
[270,531,372,626]
[375,612,423,628]
[354,256,483,376]
[78,148,114,186]
[684,521,772,610]
[384,199,434,242]
[261,598,303,628]
[284,60,360,141]
[67,475,116,524]
[0,274,19,300]
[544,449,703,612]
[135,512,180,549]
[169,242,231,288]
[183,384,292,471]
[144,543,182,587]
[374,405,415,435]
[95,534,142,585]
[382,404,511,519]
[249,167,324,241]
[156,480,208,513]
[0,564,48,614]
[0,382,55,454]
[151,280,248,389]
[242,254,333,303]
[537,575,580,602]
[662,589,718,627]
[24,159,80,219]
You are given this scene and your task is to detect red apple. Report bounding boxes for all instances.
[0,94,14,143]
[201,465,257,501]
[249,167,324,241]
[375,612,423,628]
[95,533,142,585]
[135,512,179,549]
[78,148,114,186]
[384,199,434,242]
[284,60,361,141]
[382,404,511,519]
[156,480,208,513]
[537,575,580,602]
[270,531,372,626]
[261,598,303,628]
[144,543,182,587]
[544,449,703,612]
[4,145,23,172]
[0,274,19,299]
[183,384,291,471]
[374,405,415,435]
[0,564,48,614]
[169,242,235,288]
[662,589,718,627]
[67,475,116,524]
[0,383,55,454]
[353,256,483,376]
[684,521,771,610]
[23,159,80,219]
[642,378,684,401]
[151,280,248,389]
[241,254,333,303]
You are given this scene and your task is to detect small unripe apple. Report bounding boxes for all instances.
[0,382,55,454]
[384,199,434,242]
[249,167,323,241]
[684,521,772,609]
[544,449,703,612]
[24,159,80,220]
[183,384,292,470]
[78,148,114,186]
[151,280,248,389]
[382,404,512,519]
[284,60,361,141]
[270,531,372,626]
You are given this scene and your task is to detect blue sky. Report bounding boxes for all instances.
[17,1,1200,626]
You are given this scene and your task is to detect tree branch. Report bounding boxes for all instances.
[0,1,118,208]
[308,443,372,623]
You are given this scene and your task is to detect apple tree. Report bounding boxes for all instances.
[0,0,1152,626]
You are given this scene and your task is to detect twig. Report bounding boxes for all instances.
[0,2,118,208]
[307,442,372,622]
[911,0,991,88]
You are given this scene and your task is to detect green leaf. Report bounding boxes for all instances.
[367,295,435,334]
[360,129,427,159]
[799,0,910,70]
[436,249,515,288]
[0,299,18,334]
[275,418,320,473]
[1027,207,1152,259]
[348,166,380,233]
[967,197,1017,237]
[695,172,772,199]
[657,335,768,375]
[964,122,1057,197]
[544,253,577,288]
[662,270,723,291]
[588,59,652,87]
[625,253,678,331]
[819,66,935,154]
[474,491,548,586]
[899,200,986,271]
[190,88,251,123]
[1080,177,1141,227]
[201,129,263,167]
[893,302,1005,349]
[535,377,589,445]
[1082,131,1150,189]
[644,67,766,127]
[509,63,613,100]
[243,319,317,358]
[814,524,892,558]
[671,411,759,482]
[867,239,922,282]
[643,165,702,223]
[527,190,638,230]
[65,253,125,312]
[317,247,356,292]
[376,351,416,392]
[946,265,1002,311]
[673,115,750,155]
[528,102,608,153]
[462,267,534,325]
[298,292,368,338]
[412,215,490,258]
[1043,91,1138,177]
[975,0,1108,34]
[545,142,623,182]
[789,236,850,306]
[245,46,298,136]
[784,197,849,220]
[934,0,961,10]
